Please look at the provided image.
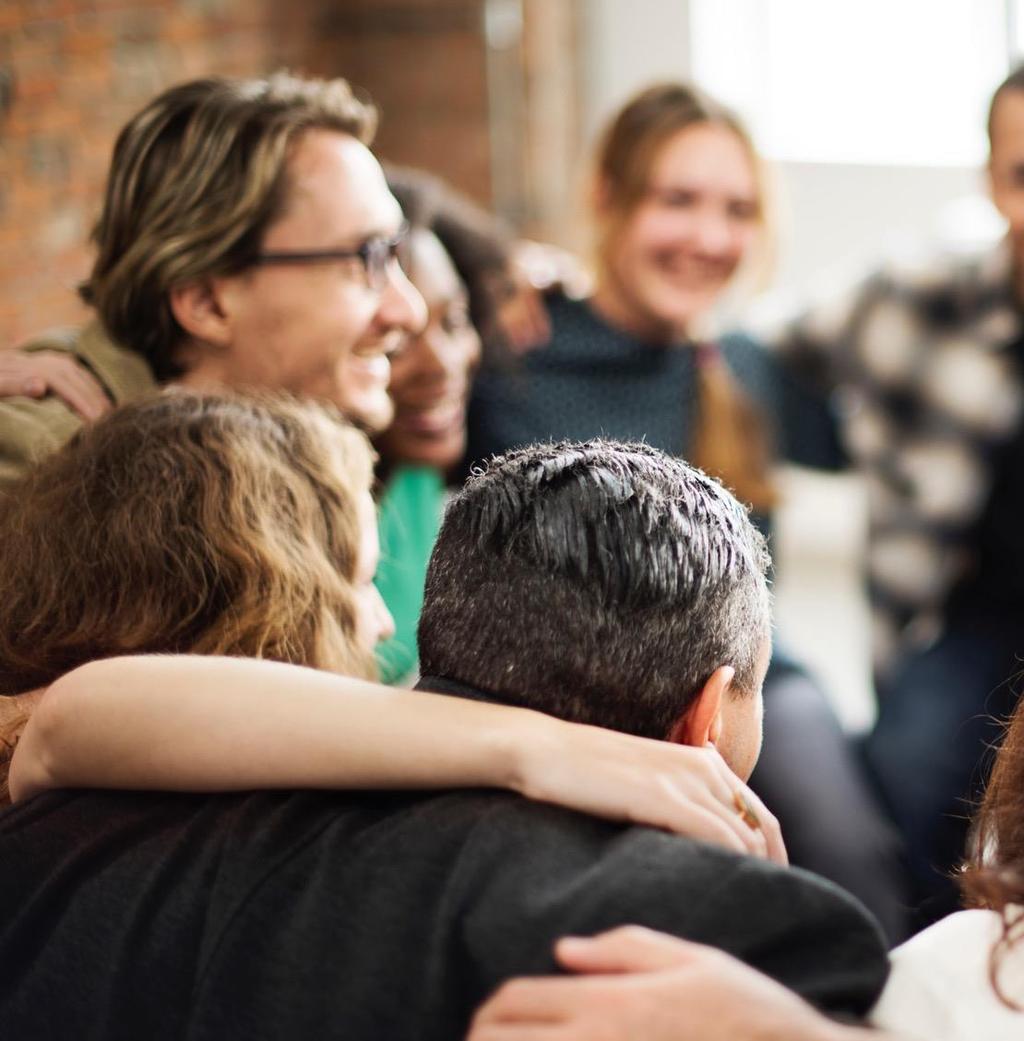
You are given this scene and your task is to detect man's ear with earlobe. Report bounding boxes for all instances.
[666,666,735,748]
[168,281,233,348]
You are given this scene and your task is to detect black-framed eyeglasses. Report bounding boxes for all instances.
[251,222,410,291]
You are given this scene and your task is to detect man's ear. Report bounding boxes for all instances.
[168,280,233,348]
[667,666,735,748]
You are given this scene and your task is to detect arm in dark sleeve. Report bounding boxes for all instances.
[761,271,908,471]
[459,805,889,1019]
[721,330,847,471]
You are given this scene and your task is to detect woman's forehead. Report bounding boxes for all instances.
[648,123,757,195]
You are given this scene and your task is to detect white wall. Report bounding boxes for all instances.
[581,0,691,142]
[769,161,995,306]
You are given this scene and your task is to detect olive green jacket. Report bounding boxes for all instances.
[0,323,158,491]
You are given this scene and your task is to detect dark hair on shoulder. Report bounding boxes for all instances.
[988,64,1024,145]
[386,164,515,339]
[960,691,1024,1008]
[418,439,771,739]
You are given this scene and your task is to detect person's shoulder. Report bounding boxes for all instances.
[873,908,1024,1040]
[23,322,156,401]
[0,325,92,491]
[754,240,1008,350]
[17,326,82,354]
[893,907,1005,958]
[718,330,777,388]
[543,288,588,324]
[874,239,1008,290]
[460,793,867,916]
[542,291,612,347]
[452,797,887,1015]
[0,395,85,492]
[719,329,767,355]
[885,907,1015,986]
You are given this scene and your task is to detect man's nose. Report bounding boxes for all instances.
[377,260,428,334]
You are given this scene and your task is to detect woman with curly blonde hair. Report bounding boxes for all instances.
[0,391,778,860]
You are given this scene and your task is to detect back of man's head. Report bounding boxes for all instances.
[80,71,376,381]
[418,440,771,741]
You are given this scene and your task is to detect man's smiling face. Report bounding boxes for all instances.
[206,130,426,432]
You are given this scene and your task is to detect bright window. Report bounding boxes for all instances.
[690,0,1012,166]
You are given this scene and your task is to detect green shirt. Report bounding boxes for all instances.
[374,465,446,684]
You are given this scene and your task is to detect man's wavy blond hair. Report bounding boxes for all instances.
[80,71,377,380]
[0,392,377,803]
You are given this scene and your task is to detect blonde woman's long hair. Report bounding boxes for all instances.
[592,82,777,512]
[0,392,377,801]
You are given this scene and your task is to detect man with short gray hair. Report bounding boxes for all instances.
[420,439,772,772]
[401,439,887,1028]
[0,439,887,1039]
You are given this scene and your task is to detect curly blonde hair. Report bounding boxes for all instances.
[0,392,377,698]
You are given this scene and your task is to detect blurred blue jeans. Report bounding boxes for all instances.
[863,609,1024,930]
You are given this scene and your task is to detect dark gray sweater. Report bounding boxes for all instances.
[0,734,887,1040]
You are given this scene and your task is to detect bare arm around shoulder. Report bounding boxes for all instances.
[470,927,904,1041]
[9,655,783,863]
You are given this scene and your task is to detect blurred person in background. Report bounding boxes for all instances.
[465,81,909,942]
[766,63,1024,928]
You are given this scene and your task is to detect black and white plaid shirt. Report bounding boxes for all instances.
[771,241,1024,672]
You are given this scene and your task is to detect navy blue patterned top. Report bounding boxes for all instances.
[465,292,843,508]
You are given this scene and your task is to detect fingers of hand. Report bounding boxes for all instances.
[658,789,767,859]
[0,352,109,420]
[0,352,49,398]
[732,785,787,865]
[694,747,784,862]
[469,961,709,1041]
[40,355,110,419]
[472,977,595,1026]
[468,1026,571,1040]
[555,927,701,974]
[0,374,45,397]
[651,748,767,857]
[605,741,767,857]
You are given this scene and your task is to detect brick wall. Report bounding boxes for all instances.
[300,1,494,205]
[1,1,290,341]
[0,0,578,345]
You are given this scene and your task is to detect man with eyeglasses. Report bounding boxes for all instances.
[0,71,425,491]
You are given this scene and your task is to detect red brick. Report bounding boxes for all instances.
[0,0,566,333]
